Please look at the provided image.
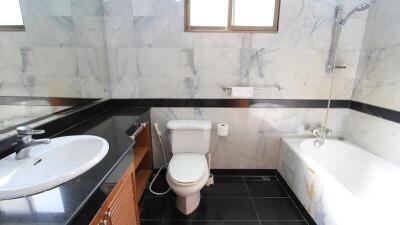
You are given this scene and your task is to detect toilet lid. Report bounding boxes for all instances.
[168,153,208,184]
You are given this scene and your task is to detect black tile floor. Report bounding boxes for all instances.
[140,174,313,225]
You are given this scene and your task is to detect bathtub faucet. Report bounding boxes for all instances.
[304,124,332,147]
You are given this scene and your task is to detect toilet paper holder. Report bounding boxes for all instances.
[217,123,229,137]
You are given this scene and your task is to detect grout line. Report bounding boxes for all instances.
[190,220,263,221]
[242,176,262,225]
[259,220,306,221]
[276,175,310,225]
[251,196,291,199]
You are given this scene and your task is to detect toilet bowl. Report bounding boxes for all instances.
[166,153,209,215]
[166,120,212,215]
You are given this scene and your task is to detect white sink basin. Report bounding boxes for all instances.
[0,135,109,200]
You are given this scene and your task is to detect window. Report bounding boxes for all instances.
[0,0,25,31]
[185,0,280,32]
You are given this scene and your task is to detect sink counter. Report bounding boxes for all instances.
[0,106,150,225]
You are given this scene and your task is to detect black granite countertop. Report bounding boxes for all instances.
[0,107,150,225]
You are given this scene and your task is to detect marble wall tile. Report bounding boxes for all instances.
[0,48,23,77]
[252,16,366,51]
[352,0,400,111]
[20,16,74,47]
[20,0,72,16]
[0,0,109,99]
[150,107,348,168]
[30,48,79,77]
[135,48,195,78]
[0,74,46,97]
[124,47,357,99]
[70,0,104,17]
[0,48,46,97]
[346,0,400,169]
[110,75,139,98]
[132,0,184,17]
[133,16,193,48]
[281,0,370,20]
[344,110,400,166]
[352,47,400,111]
[361,10,400,50]
[106,0,370,99]
[80,76,108,97]
[43,77,83,97]
[107,48,138,89]
[73,17,106,47]
[77,48,109,80]
[0,105,68,130]
[137,77,190,98]
[0,32,21,47]
[104,17,135,48]
[193,33,252,49]
[103,0,133,17]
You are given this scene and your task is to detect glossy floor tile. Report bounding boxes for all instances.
[252,198,304,220]
[140,174,313,225]
[244,177,288,197]
[191,197,258,220]
[260,221,308,225]
[201,176,249,197]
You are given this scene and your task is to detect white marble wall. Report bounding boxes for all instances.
[345,0,400,166]
[344,110,400,166]
[151,107,348,168]
[0,105,68,130]
[0,0,109,98]
[99,0,372,169]
[352,0,400,111]
[108,0,370,99]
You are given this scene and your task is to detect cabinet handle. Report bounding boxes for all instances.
[99,219,108,225]
[105,210,112,218]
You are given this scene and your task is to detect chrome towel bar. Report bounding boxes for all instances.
[131,122,147,141]
[222,85,284,92]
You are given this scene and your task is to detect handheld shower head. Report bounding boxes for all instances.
[341,3,370,25]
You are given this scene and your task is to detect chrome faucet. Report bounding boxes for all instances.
[14,126,51,160]
[304,124,332,147]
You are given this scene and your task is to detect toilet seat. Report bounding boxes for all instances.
[168,153,208,186]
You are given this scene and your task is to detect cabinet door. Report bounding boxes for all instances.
[89,164,140,225]
[107,171,140,225]
[89,207,106,225]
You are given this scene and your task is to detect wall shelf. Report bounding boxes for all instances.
[132,122,152,201]
[135,169,152,199]
[134,147,149,171]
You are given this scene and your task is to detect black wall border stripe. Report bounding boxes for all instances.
[0,98,398,131]
[350,101,400,124]
[1,98,399,157]
[111,99,351,108]
[111,99,400,124]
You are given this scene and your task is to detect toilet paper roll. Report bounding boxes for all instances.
[217,123,229,136]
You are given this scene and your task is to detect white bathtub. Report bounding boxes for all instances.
[278,138,400,225]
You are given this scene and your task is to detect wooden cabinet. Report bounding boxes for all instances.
[89,163,139,225]
[90,122,152,225]
[132,123,152,200]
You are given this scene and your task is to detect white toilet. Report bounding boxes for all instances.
[166,120,212,215]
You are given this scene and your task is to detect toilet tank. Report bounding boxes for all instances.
[167,120,212,154]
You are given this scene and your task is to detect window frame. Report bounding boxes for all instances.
[0,0,25,32]
[0,25,25,31]
[184,0,281,33]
